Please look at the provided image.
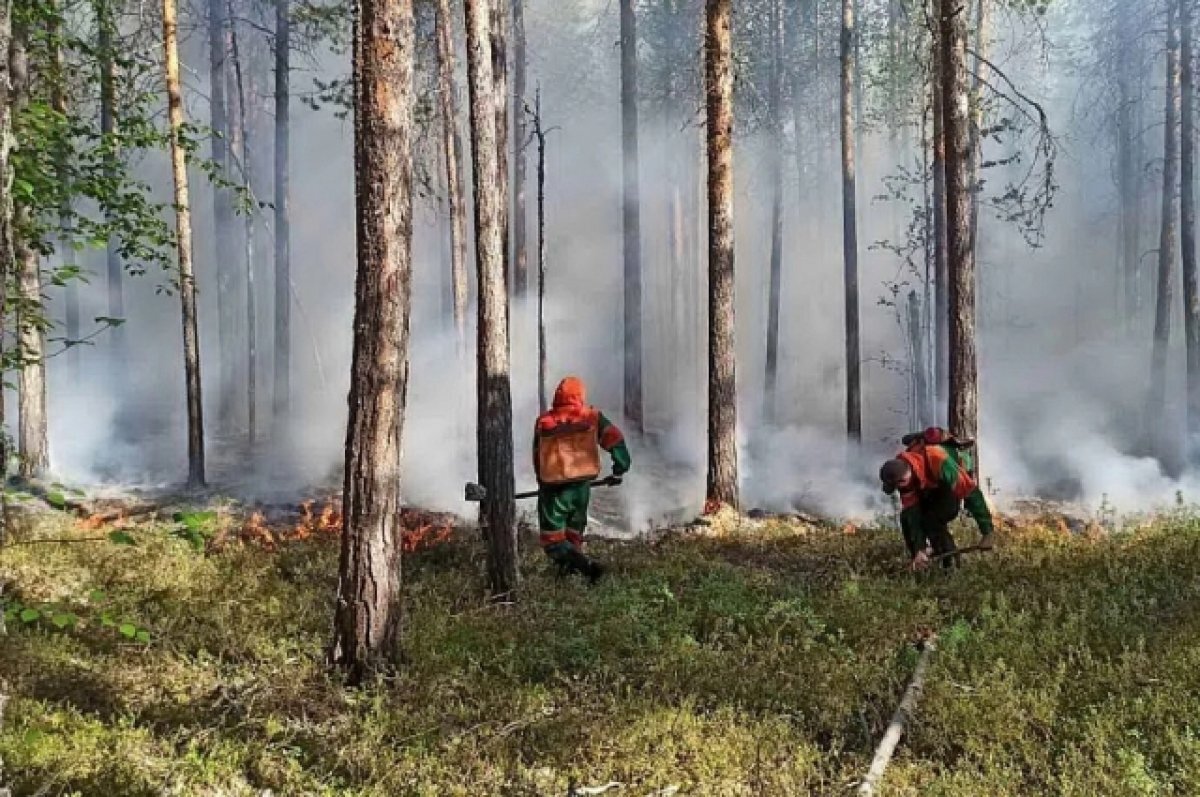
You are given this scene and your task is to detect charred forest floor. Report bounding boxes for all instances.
[1,493,1200,795]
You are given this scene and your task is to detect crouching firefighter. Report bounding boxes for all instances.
[533,377,631,583]
[879,431,995,571]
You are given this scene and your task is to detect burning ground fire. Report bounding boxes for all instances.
[238,499,455,553]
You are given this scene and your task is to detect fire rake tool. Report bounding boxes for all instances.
[464,475,623,502]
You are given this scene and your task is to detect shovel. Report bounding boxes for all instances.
[464,475,623,502]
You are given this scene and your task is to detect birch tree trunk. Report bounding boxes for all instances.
[331,0,415,684]
[163,0,207,487]
[273,0,291,428]
[465,0,518,596]
[705,0,738,509]
[97,0,124,361]
[841,0,861,441]
[941,0,978,445]
[932,27,949,425]
[620,0,644,429]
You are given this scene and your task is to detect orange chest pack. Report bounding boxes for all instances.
[535,409,602,485]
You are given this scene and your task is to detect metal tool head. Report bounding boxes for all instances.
[464,482,487,502]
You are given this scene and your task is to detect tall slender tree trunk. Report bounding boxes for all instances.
[512,0,527,298]
[763,0,784,425]
[0,0,13,479]
[163,0,206,487]
[209,0,236,434]
[10,25,46,480]
[273,0,291,428]
[465,0,518,596]
[436,0,468,357]
[331,0,415,684]
[1181,0,1199,456]
[97,0,124,361]
[967,0,988,260]
[705,0,737,509]
[1154,0,1183,468]
[908,290,932,426]
[49,6,79,382]
[840,0,861,440]
[229,7,257,448]
[490,1,509,296]
[940,0,977,445]
[620,0,644,429]
[931,33,949,423]
[535,87,547,412]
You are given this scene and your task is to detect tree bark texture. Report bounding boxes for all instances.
[940,0,978,445]
[163,0,207,486]
[11,26,46,479]
[840,0,861,441]
[332,0,415,684]
[967,0,988,261]
[48,6,79,382]
[1152,0,1181,436]
[763,0,783,425]
[1181,0,1199,452]
[512,0,527,298]
[273,0,291,427]
[228,9,257,448]
[620,0,644,429]
[705,0,738,509]
[97,0,124,360]
[435,0,468,357]
[465,0,518,596]
[932,32,949,423]
[0,0,12,475]
[535,88,547,413]
[209,0,237,433]
[489,1,509,297]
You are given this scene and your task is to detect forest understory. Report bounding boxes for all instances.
[1,487,1198,796]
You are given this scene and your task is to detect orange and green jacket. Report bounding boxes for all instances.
[898,442,993,536]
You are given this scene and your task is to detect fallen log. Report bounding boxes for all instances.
[857,637,937,796]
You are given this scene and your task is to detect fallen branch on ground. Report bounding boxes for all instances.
[857,636,937,796]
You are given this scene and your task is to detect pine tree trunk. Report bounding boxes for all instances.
[49,7,79,382]
[1152,0,1183,470]
[908,290,932,426]
[1153,0,1182,430]
[967,0,988,260]
[941,0,978,445]
[465,0,518,597]
[512,0,527,298]
[535,88,547,413]
[163,0,206,487]
[435,0,468,357]
[229,7,257,448]
[209,0,236,434]
[331,0,415,683]
[705,0,738,509]
[97,0,124,361]
[273,0,291,428]
[620,0,644,429]
[490,2,510,296]
[763,0,784,425]
[0,0,13,477]
[1181,0,1199,456]
[840,0,861,441]
[931,32,949,423]
[10,25,46,480]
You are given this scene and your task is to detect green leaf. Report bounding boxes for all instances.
[118,623,137,639]
[135,630,151,644]
[20,608,40,623]
[99,612,115,628]
[88,589,107,603]
[46,491,67,509]
[108,530,136,546]
[51,612,76,629]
